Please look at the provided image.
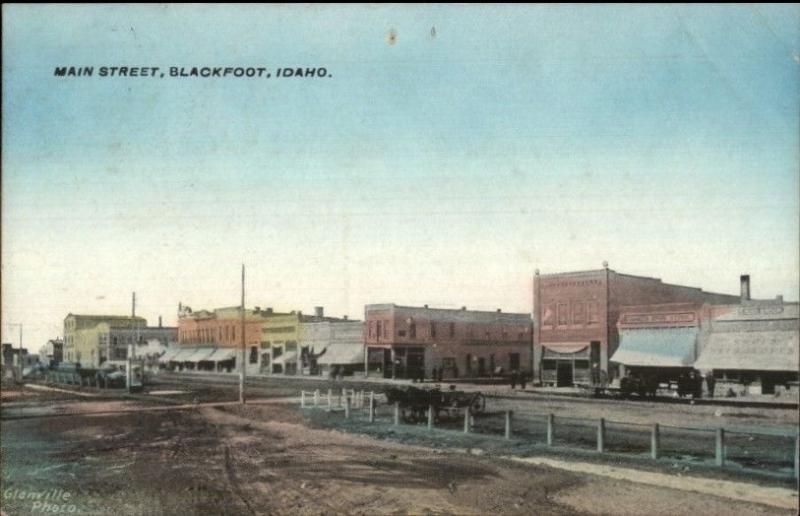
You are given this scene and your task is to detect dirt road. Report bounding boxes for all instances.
[2,386,796,515]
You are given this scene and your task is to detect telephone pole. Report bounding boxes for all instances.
[128,292,135,393]
[239,264,246,404]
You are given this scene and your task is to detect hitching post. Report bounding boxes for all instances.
[369,391,375,423]
[651,424,660,460]
[428,405,434,430]
[327,389,332,411]
[301,391,306,408]
[597,418,606,453]
[463,408,470,434]
[505,411,513,440]
[394,402,400,426]
[794,435,799,480]
[314,389,319,407]
[715,428,725,467]
[547,414,554,446]
[344,395,351,419]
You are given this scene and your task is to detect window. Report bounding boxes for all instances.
[430,322,436,339]
[572,302,585,325]
[542,304,556,326]
[509,353,520,371]
[557,303,569,326]
[465,353,472,372]
[588,302,599,324]
[449,322,455,338]
[383,322,388,338]
[409,324,416,338]
[398,330,406,337]
[249,346,258,364]
[272,347,283,359]
[376,321,382,339]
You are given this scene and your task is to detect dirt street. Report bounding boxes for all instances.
[1,386,796,515]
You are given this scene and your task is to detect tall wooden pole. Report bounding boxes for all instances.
[239,264,246,404]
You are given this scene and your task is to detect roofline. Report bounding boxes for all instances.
[365,303,531,318]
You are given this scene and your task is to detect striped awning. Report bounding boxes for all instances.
[204,347,238,362]
[158,348,181,363]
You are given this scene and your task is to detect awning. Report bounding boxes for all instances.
[203,347,238,362]
[171,348,201,362]
[158,348,181,363]
[611,327,697,367]
[185,347,216,362]
[694,331,799,371]
[542,342,589,357]
[317,343,364,365]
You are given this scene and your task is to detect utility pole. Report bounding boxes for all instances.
[128,292,135,393]
[239,264,246,404]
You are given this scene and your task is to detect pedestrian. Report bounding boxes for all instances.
[437,366,444,383]
[510,370,517,390]
[520,371,527,390]
[431,366,438,383]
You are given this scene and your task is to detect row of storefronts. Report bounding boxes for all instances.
[534,270,799,395]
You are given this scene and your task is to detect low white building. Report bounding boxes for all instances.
[301,318,364,376]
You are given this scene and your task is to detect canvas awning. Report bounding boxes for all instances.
[185,347,216,362]
[170,348,197,362]
[611,327,697,367]
[541,342,589,357]
[203,347,238,362]
[317,343,364,365]
[158,348,181,363]
[694,331,799,371]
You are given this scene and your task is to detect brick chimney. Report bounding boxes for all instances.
[740,274,750,301]
[315,306,324,318]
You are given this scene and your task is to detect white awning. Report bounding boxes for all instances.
[204,347,238,362]
[158,348,181,363]
[695,331,799,371]
[171,348,201,362]
[542,342,589,355]
[185,347,216,362]
[317,343,365,365]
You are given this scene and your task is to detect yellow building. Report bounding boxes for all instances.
[63,314,145,366]
[260,313,303,374]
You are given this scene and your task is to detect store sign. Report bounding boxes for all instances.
[621,312,695,325]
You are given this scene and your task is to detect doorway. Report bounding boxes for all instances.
[556,361,573,387]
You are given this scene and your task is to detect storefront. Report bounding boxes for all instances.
[540,342,600,387]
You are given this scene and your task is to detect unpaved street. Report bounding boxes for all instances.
[2,386,797,515]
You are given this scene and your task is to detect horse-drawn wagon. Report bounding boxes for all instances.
[384,385,486,423]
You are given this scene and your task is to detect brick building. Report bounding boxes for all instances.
[364,304,532,380]
[532,264,740,386]
[172,304,285,374]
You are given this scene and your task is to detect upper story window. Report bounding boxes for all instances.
[449,322,455,338]
[572,302,585,325]
[430,322,436,339]
[409,324,416,338]
[557,303,569,326]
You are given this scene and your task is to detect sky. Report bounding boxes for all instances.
[3,4,799,352]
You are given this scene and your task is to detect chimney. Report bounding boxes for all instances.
[424,304,428,309]
[158,316,162,328]
[343,315,348,320]
[461,306,466,311]
[315,306,324,318]
[740,274,750,301]
[496,308,502,313]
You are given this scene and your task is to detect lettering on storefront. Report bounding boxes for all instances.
[621,312,695,325]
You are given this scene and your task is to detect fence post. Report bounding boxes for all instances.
[314,389,319,407]
[369,393,375,423]
[794,435,799,480]
[344,395,351,418]
[715,428,725,467]
[394,402,400,426]
[301,391,306,408]
[505,410,513,440]
[327,389,332,411]
[428,405,434,430]
[547,414,554,446]
[464,408,470,434]
[651,424,660,460]
[597,418,606,453]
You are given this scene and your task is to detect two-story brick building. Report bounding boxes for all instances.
[364,304,532,380]
[532,264,740,386]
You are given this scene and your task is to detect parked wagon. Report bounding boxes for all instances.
[384,386,486,423]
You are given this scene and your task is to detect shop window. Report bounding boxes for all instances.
[542,359,557,371]
[249,346,258,364]
[272,347,283,359]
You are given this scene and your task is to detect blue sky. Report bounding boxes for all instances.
[3,4,798,350]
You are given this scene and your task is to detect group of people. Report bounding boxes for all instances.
[509,370,528,390]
